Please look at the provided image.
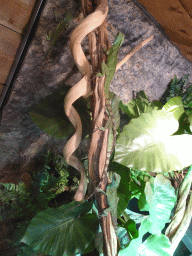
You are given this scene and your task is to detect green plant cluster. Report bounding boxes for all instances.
[165,74,192,112]
[119,90,163,119]
[4,74,191,256]
[0,182,27,209]
[163,74,192,135]
[0,150,71,255]
[32,149,70,202]
[0,150,69,219]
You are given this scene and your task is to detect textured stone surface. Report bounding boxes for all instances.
[0,0,192,171]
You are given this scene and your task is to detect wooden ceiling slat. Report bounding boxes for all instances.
[0,24,21,83]
[0,0,36,34]
[0,0,37,89]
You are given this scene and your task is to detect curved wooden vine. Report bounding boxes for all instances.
[63,0,154,202]
[63,1,108,201]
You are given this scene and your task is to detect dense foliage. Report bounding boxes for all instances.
[1,74,192,255]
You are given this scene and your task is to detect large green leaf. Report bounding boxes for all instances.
[146,174,177,234]
[21,201,99,256]
[29,87,91,139]
[114,109,192,172]
[119,175,175,256]
[109,162,132,216]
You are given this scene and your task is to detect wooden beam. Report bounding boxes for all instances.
[0,0,36,34]
[0,24,21,83]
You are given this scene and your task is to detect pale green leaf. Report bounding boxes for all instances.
[119,175,175,255]
[114,109,192,172]
[147,174,177,234]
[162,96,184,120]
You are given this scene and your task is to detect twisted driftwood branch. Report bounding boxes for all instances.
[63,1,154,254]
[63,0,154,204]
[63,1,108,201]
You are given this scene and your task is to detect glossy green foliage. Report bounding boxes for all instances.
[0,182,29,218]
[119,90,163,119]
[161,74,192,135]
[145,174,176,233]
[164,74,192,115]
[30,86,91,139]
[109,163,153,217]
[123,209,149,225]
[21,201,99,256]
[162,96,184,120]
[12,221,39,256]
[18,164,156,256]
[0,151,78,255]
[0,182,26,195]
[104,172,121,229]
[165,74,189,102]
[173,112,192,135]
[32,150,69,199]
[109,162,132,216]
[12,76,192,255]
[130,168,153,209]
[16,245,40,256]
[26,150,70,213]
[137,234,171,256]
[119,219,139,241]
[114,97,192,172]
[119,174,176,256]
[0,150,70,221]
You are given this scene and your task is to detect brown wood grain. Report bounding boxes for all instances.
[137,0,192,62]
[0,25,21,83]
[0,0,36,34]
[0,82,5,97]
[0,0,37,95]
[0,56,14,84]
